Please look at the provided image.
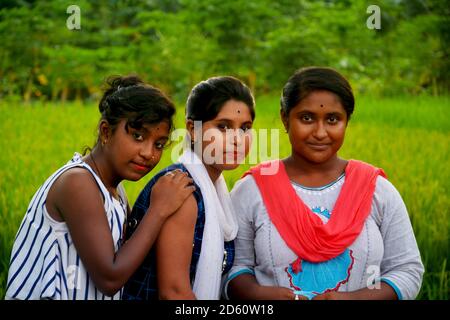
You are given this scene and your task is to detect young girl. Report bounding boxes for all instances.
[5,75,195,300]
[226,67,424,300]
[123,76,255,300]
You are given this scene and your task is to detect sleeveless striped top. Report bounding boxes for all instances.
[5,153,127,300]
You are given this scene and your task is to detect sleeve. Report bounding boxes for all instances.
[375,177,425,300]
[222,175,258,299]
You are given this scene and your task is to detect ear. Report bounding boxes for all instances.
[186,119,195,143]
[280,109,289,132]
[99,120,111,144]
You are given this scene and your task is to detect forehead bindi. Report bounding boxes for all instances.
[296,91,344,112]
[143,122,170,138]
[215,100,251,119]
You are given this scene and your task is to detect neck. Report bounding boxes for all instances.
[85,146,121,191]
[283,152,347,186]
[204,164,222,182]
[191,148,222,182]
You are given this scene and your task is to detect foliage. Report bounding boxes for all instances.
[0,0,448,102]
[0,95,448,299]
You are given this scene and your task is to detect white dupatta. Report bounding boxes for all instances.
[178,147,238,299]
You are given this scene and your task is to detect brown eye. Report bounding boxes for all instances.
[155,141,166,150]
[217,124,229,131]
[132,132,144,141]
[328,116,339,124]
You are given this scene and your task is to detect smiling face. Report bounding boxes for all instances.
[103,119,170,181]
[188,99,253,173]
[282,90,348,165]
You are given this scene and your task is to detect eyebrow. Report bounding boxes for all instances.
[296,110,344,116]
[133,126,170,139]
[214,118,253,124]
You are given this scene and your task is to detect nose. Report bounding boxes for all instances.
[233,129,244,146]
[139,143,155,162]
[312,121,328,140]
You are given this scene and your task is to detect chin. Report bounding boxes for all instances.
[127,172,148,182]
[219,163,241,171]
[299,152,332,164]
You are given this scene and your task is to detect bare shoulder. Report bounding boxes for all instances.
[156,194,198,258]
[166,194,198,227]
[50,167,101,200]
[46,166,103,221]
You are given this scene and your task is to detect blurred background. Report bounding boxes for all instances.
[0,0,448,299]
[0,0,448,101]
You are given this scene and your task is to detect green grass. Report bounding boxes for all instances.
[0,95,449,299]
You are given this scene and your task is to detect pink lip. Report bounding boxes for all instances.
[131,162,150,171]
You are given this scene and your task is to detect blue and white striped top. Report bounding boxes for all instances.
[5,153,127,300]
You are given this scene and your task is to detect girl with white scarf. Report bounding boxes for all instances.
[123,76,255,300]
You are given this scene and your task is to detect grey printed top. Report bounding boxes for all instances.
[224,174,424,300]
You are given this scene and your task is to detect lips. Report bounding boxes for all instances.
[223,151,246,165]
[307,143,331,151]
[224,151,245,158]
[131,162,151,171]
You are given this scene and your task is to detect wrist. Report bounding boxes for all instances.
[145,206,168,223]
[256,286,295,300]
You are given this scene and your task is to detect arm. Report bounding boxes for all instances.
[49,168,194,296]
[313,282,397,300]
[315,177,424,300]
[156,194,198,300]
[229,274,295,300]
[227,176,295,300]
[377,178,424,300]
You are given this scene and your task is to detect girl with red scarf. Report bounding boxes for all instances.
[225,67,424,300]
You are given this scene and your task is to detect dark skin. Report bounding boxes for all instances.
[156,100,253,299]
[45,119,195,296]
[228,274,299,300]
[229,90,397,300]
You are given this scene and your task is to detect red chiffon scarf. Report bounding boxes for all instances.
[244,160,386,267]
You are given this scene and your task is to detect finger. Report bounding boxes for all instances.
[184,185,196,194]
[172,169,188,177]
[173,171,189,183]
[164,171,176,178]
[178,176,193,185]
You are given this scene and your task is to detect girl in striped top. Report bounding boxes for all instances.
[5,75,195,300]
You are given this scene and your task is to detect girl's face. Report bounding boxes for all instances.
[103,119,170,181]
[282,90,348,164]
[190,99,253,172]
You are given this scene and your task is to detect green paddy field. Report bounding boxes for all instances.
[0,95,448,299]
